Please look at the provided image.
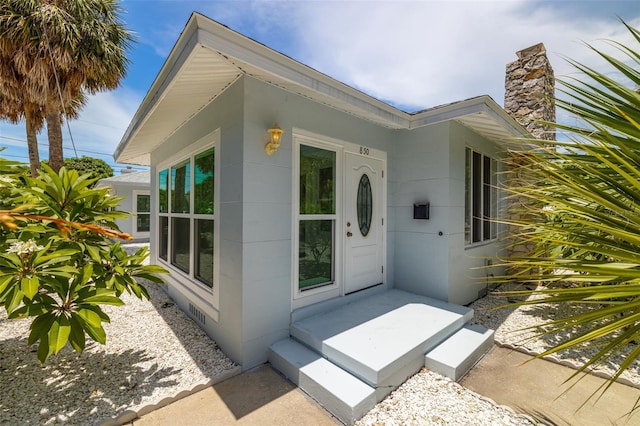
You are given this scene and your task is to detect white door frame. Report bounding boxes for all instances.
[292,129,386,310]
[344,151,385,294]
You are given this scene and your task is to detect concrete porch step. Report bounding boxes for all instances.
[290,289,473,393]
[424,324,494,381]
[269,338,376,425]
[269,289,491,424]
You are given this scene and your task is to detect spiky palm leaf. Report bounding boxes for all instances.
[499,21,640,410]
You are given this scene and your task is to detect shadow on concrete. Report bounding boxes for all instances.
[213,365,296,419]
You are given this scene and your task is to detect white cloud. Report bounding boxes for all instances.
[0,89,141,167]
[277,1,640,111]
[3,0,640,168]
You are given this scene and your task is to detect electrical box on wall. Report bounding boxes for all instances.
[413,202,430,220]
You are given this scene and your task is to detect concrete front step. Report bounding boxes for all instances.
[290,289,473,391]
[424,324,494,381]
[269,338,376,425]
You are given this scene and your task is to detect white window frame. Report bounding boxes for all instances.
[465,147,499,246]
[156,130,220,312]
[132,190,150,239]
[292,133,343,306]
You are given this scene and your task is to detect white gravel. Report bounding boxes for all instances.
[0,277,237,425]
[357,285,640,426]
[2,245,637,426]
[357,370,533,426]
[469,286,640,388]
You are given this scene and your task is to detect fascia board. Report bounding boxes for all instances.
[195,14,411,128]
[410,96,530,137]
[114,14,201,162]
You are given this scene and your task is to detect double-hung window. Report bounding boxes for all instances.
[158,146,215,288]
[133,191,150,236]
[297,144,337,291]
[465,147,498,245]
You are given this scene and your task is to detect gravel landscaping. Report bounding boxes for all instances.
[2,245,639,426]
[470,287,640,388]
[0,277,238,425]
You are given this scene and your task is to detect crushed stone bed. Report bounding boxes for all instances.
[3,253,638,426]
[470,288,640,388]
[0,280,237,425]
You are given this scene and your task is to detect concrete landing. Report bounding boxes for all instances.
[291,289,473,387]
[270,289,488,424]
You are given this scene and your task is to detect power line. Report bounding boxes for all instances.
[0,135,121,159]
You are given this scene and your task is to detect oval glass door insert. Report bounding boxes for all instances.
[357,174,372,236]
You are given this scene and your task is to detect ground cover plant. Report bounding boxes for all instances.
[499,21,640,411]
[0,156,166,363]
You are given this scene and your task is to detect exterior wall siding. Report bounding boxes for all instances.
[146,74,509,369]
[240,76,393,368]
[448,121,507,305]
[389,123,451,301]
[150,78,246,364]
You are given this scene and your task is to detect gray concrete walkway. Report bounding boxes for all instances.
[128,346,640,425]
[460,346,640,426]
[128,364,339,425]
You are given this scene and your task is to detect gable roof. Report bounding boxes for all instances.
[115,12,529,165]
[96,170,150,187]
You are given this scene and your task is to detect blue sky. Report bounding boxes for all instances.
[1,0,639,173]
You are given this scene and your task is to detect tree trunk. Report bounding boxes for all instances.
[46,107,64,173]
[24,106,40,177]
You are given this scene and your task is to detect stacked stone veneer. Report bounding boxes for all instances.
[504,43,555,141]
[504,43,555,261]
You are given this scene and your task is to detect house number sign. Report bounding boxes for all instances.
[359,146,370,156]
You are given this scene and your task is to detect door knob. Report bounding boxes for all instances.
[346,231,353,237]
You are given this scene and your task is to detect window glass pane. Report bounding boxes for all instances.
[483,155,492,241]
[137,194,150,213]
[171,160,191,214]
[171,217,190,273]
[491,158,498,240]
[464,148,471,244]
[195,148,214,215]
[137,214,150,233]
[357,174,372,237]
[159,216,168,261]
[300,145,335,214]
[299,220,333,290]
[196,219,214,288]
[159,170,168,213]
[472,151,482,243]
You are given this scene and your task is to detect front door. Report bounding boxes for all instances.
[344,152,384,293]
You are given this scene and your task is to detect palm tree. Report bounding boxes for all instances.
[0,0,132,172]
[0,58,45,176]
[500,21,640,411]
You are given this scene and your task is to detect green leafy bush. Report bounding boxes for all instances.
[0,156,166,363]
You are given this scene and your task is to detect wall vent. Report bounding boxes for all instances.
[188,303,206,325]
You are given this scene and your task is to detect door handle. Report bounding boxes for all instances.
[346,231,353,237]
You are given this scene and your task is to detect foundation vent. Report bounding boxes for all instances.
[188,303,206,325]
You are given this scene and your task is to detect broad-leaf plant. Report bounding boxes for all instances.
[0,156,166,363]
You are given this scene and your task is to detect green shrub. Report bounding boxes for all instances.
[0,156,166,363]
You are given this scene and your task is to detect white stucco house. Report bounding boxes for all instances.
[114,12,536,372]
[96,170,150,241]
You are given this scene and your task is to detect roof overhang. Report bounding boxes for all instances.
[115,13,529,165]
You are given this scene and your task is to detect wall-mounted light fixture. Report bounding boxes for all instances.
[265,122,284,155]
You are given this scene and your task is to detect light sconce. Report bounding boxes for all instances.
[265,122,284,155]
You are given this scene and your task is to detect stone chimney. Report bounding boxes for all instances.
[504,43,555,141]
